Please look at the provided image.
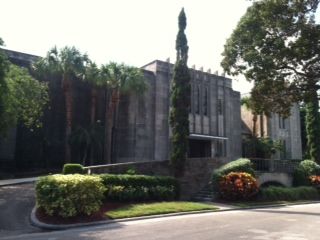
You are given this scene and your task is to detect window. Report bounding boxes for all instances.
[215,139,226,157]
[280,139,287,159]
[203,87,208,116]
[217,99,223,115]
[195,85,200,114]
[279,116,286,129]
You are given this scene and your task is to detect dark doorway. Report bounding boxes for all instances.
[188,139,211,158]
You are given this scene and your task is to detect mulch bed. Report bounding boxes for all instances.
[36,202,127,225]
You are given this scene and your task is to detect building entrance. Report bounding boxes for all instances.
[188,139,211,158]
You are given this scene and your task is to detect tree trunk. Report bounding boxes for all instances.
[89,88,97,165]
[105,89,119,164]
[90,88,97,124]
[63,74,72,163]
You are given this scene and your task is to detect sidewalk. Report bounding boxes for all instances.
[0,177,38,186]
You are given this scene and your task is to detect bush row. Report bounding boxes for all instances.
[260,186,320,201]
[213,158,320,201]
[100,174,179,201]
[36,173,178,217]
[293,160,320,186]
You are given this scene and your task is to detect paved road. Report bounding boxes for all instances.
[0,183,42,238]
[2,203,320,240]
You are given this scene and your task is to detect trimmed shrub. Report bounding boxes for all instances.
[293,160,320,186]
[260,186,320,201]
[62,163,84,174]
[212,158,255,192]
[36,174,105,217]
[218,172,259,200]
[309,175,320,189]
[100,174,179,201]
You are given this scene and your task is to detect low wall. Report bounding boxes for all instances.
[257,172,293,187]
[85,158,225,200]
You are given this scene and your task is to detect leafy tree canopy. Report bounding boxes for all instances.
[0,43,48,134]
[221,0,320,116]
[33,46,89,83]
[100,62,147,94]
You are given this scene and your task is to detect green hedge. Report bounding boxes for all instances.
[100,174,179,201]
[62,163,84,174]
[36,174,105,217]
[212,158,255,193]
[260,186,320,201]
[293,160,320,186]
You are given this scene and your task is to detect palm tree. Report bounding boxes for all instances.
[82,61,103,165]
[33,46,88,163]
[100,62,147,163]
[84,61,101,125]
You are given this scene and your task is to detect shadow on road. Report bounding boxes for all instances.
[248,206,320,217]
[0,183,45,238]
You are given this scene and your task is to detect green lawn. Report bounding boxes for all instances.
[106,202,218,219]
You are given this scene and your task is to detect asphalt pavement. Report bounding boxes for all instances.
[2,203,320,240]
[0,183,43,238]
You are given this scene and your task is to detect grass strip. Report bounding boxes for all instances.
[106,201,218,219]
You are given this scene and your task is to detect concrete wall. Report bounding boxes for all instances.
[241,103,302,160]
[257,172,293,187]
[138,60,242,163]
[268,104,302,160]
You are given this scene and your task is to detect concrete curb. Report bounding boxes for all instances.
[0,178,38,187]
[30,201,320,230]
[30,207,221,230]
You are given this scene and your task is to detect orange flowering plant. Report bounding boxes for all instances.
[218,172,259,200]
[309,175,320,188]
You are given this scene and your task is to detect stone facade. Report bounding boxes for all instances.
[241,103,302,160]
[0,49,242,170]
[115,60,242,163]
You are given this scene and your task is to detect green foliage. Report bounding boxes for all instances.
[243,137,283,158]
[0,41,10,134]
[222,0,320,113]
[221,0,320,161]
[62,163,84,174]
[33,46,89,163]
[0,63,48,134]
[212,158,255,192]
[305,97,320,163]
[100,62,147,94]
[33,46,89,79]
[218,172,259,200]
[69,123,104,165]
[260,186,320,201]
[293,160,320,186]
[36,174,105,218]
[299,105,308,158]
[125,167,137,175]
[100,174,179,201]
[170,8,191,177]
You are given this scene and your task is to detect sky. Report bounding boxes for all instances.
[1,0,257,93]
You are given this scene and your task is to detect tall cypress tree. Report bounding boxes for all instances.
[305,90,320,163]
[170,8,191,177]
